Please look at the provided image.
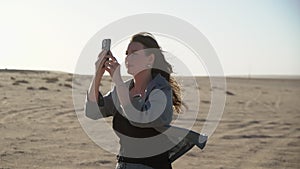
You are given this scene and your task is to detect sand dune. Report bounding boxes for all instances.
[0,69,299,169]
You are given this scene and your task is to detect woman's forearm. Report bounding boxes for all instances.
[88,49,108,102]
[114,77,131,107]
[88,74,102,102]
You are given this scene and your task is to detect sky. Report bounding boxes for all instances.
[0,0,299,76]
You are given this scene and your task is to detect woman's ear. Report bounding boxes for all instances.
[148,53,155,65]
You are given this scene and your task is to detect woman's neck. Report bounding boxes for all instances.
[132,70,152,94]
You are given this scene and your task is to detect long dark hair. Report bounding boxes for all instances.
[131,32,183,113]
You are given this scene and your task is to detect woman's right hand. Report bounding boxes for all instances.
[88,50,108,102]
[95,50,109,78]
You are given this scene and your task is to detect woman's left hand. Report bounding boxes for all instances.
[104,51,123,84]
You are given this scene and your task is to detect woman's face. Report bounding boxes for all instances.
[125,42,153,75]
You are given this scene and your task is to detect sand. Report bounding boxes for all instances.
[0,69,299,169]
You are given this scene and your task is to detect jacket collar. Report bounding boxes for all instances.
[125,74,170,93]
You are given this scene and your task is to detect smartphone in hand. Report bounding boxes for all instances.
[102,39,111,67]
[102,39,111,52]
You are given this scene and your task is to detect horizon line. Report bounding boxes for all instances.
[1,68,300,80]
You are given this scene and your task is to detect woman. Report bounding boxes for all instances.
[85,32,207,169]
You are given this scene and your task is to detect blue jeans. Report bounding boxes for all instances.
[115,162,155,169]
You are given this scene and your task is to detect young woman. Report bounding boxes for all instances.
[85,32,207,169]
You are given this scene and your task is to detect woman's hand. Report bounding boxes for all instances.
[104,52,123,85]
[88,50,109,102]
[95,50,109,78]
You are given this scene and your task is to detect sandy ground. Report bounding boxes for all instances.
[0,69,299,169]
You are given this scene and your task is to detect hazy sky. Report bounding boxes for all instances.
[0,0,299,76]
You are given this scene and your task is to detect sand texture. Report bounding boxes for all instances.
[0,70,299,169]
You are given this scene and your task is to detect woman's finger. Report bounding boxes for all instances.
[104,62,115,75]
[106,53,117,62]
[95,57,109,73]
[105,61,111,67]
[107,60,119,68]
[107,60,117,64]
[104,66,111,74]
[98,49,108,59]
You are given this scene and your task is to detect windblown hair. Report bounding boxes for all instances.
[130,32,184,113]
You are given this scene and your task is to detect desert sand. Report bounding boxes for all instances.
[0,69,299,169]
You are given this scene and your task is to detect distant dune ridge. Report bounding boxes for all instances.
[0,69,299,169]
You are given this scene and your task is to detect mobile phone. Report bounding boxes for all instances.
[102,39,111,67]
[102,39,111,52]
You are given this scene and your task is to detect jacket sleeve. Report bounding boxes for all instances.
[120,85,173,128]
[84,90,117,120]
